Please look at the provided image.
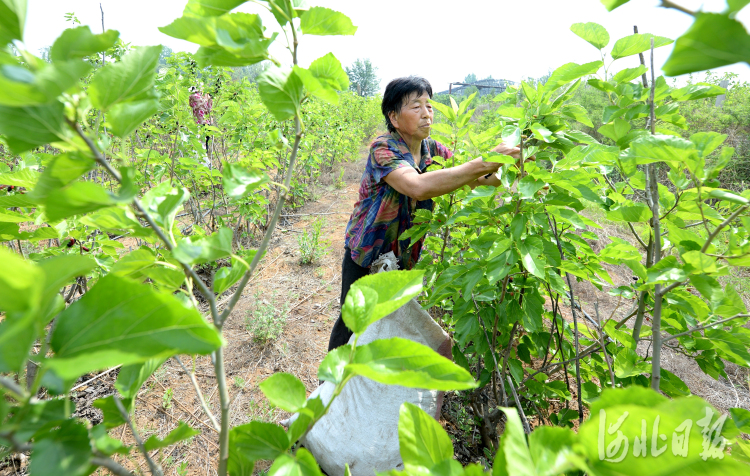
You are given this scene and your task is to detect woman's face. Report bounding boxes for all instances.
[390,91,433,141]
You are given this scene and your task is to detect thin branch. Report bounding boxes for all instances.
[700,205,749,253]
[174,357,220,432]
[0,376,26,400]
[506,375,531,434]
[91,456,135,476]
[113,396,163,476]
[663,314,750,343]
[659,0,696,16]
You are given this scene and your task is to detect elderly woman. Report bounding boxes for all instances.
[328,76,521,350]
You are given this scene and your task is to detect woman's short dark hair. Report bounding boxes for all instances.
[381,76,433,133]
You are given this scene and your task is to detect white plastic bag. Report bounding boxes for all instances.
[292,298,451,476]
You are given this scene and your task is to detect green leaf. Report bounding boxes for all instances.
[346,337,477,391]
[115,357,168,399]
[259,373,307,412]
[501,125,521,146]
[496,407,535,476]
[299,7,356,36]
[48,274,222,382]
[38,254,96,304]
[182,0,247,16]
[229,421,290,462]
[560,104,593,127]
[606,203,652,222]
[30,421,92,476]
[398,402,453,467]
[659,368,691,398]
[519,235,546,279]
[0,60,92,107]
[663,13,750,76]
[527,426,577,476]
[257,67,304,121]
[0,0,27,44]
[43,181,116,221]
[600,0,630,11]
[108,99,160,138]
[92,396,131,429]
[681,250,718,274]
[529,124,553,143]
[89,424,128,456]
[613,347,650,378]
[518,176,545,199]
[0,247,42,314]
[670,82,727,101]
[543,61,603,95]
[50,26,119,61]
[294,52,349,103]
[611,65,647,83]
[0,102,69,153]
[222,162,269,199]
[173,227,233,265]
[213,257,250,294]
[730,408,750,433]
[341,270,424,334]
[570,22,609,49]
[89,45,161,110]
[268,448,323,476]
[143,421,200,451]
[611,33,673,60]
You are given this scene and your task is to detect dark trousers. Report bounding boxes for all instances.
[328,248,370,351]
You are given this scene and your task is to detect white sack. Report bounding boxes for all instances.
[297,298,451,476]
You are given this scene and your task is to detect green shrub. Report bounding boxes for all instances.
[245,292,287,343]
[297,218,329,265]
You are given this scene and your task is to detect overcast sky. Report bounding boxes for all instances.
[24,0,750,92]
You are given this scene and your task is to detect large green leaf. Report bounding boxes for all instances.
[543,61,603,96]
[0,102,70,153]
[89,45,162,110]
[268,448,323,476]
[600,0,630,11]
[43,181,117,221]
[48,274,222,381]
[341,269,424,334]
[172,227,233,265]
[0,247,42,314]
[299,7,356,36]
[222,162,269,199]
[611,33,673,60]
[0,0,27,44]
[107,99,160,138]
[183,0,248,16]
[519,235,545,279]
[580,389,747,475]
[663,13,750,76]
[398,402,453,468]
[29,421,92,476]
[343,337,476,390]
[570,22,609,49]
[50,26,119,61]
[38,255,97,304]
[229,421,290,462]
[294,52,349,103]
[527,426,578,476]
[495,408,535,476]
[670,83,727,101]
[257,67,304,121]
[259,372,307,412]
[0,60,91,107]
[115,357,168,399]
[606,203,652,222]
[611,65,647,83]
